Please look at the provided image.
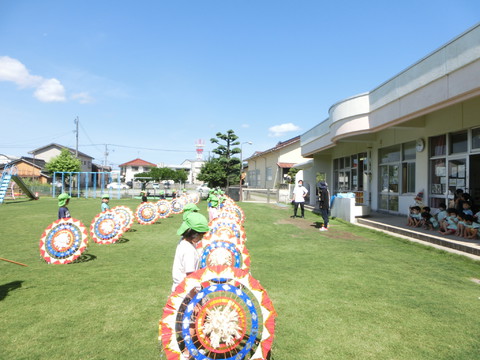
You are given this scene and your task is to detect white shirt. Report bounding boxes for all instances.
[171,239,200,292]
[293,185,308,203]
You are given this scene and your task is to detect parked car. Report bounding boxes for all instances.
[106,182,129,190]
[152,183,160,189]
[196,184,211,198]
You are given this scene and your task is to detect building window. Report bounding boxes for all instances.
[450,131,468,154]
[430,135,446,157]
[132,166,138,171]
[266,167,272,181]
[401,141,416,194]
[472,127,480,149]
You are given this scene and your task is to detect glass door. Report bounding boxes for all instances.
[379,164,399,212]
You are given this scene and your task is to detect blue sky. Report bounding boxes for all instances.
[1,1,479,168]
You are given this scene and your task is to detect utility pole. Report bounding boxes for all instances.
[74,117,79,157]
[104,144,109,168]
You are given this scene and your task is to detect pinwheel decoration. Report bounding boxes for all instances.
[159,266,276,360]
[39,218,89,264]
[199,239,250,271]
[189,192,200,204]
[203,220,246,245]
[221,205,246,224]
[90,211,124,244]
[157,200,172,219]
[135,202,160,225]
[170,198,184,215]
[111,205,135,232]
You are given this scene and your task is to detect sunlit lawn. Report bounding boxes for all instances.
[1,197,480,359]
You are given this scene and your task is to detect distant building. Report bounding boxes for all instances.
[0,157,49,183]
[28,143,94,173]
[119,158,156,183]
[180,159,205,184]
[245,136,307,189]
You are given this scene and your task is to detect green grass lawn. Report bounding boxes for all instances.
[1,197,480,359]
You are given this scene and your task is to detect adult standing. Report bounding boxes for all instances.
[317,181,330,231]
[291,180,308,218]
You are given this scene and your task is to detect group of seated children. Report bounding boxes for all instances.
[408,200,480,239]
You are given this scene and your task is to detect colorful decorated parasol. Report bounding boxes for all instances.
[135,202,160,225]
[40,218,89,264]
[199,239,250,271]
[111,205,135,232]
[157,200,172,219]
[170,198,184,215]
[203,220,246,245]
[90,211,124,244]
[159,266,276,360]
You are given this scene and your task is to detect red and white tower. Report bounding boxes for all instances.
[195,139,205,160]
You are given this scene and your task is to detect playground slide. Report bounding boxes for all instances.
[11,175,39,200]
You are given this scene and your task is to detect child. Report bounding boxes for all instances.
[455,213,466,237]
[101,194,110,212]
[207,189,219,221]
[421,212,438,230]
[439,208,458,235]
[407,206,421,227]
[57,193,71,219]
[462,201,473,216]
[140,190,147,203]
[171,212,210,292]
[419,207,431,228]
[435,203,447,224]
[464,215,480,239]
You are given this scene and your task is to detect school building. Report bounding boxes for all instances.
[300,23,480,216]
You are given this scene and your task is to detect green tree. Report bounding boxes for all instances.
[286,168,300,184]
[45,148,81,173]
[174,169,188,184]
[210,129,241,188]
[197,158,228,188]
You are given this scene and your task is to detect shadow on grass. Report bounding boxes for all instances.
[312,221,325,229]
[126,228,137,232]
[4,199,36,204]
[72,253,97,264]
[0,280,24,301]
[116,238,130,244]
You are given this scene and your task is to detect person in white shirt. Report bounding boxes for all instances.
[171,212,210,292]
[291,180,308,218]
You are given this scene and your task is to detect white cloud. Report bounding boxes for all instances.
[241,123,250,128]
[71,92,94,104]
[268,122,300,137]
[34,78,66,102]
[0,56,66,102]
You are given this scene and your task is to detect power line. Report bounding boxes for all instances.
[80,143,196,153]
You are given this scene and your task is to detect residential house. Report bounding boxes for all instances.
[119,158,156,183]
[0,157,49,183]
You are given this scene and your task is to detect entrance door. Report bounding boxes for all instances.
[470,154,480,207]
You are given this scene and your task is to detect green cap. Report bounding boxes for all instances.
[182,203,199,220]
[58,193,71,207]
[177,212,210,236]
[102,194,110,199]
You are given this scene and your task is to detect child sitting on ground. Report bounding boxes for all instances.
[462,201,473,216]
[421,211,439,230]
[455,212,467,237]
[435,203,448,224]
[407,206,422,227]
[439,208,458,235]
[464,215,480,239]
[419,207,431,228]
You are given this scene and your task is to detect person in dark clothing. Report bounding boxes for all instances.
[317,181,330,231]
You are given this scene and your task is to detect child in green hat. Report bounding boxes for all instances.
[101,194,110,212]
[171,212,210,292]
[57,193,71,219]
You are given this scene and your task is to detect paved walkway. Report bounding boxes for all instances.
[356,212,480,260]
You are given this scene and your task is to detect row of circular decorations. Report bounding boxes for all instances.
[39,194,199,265]
[158,201,277,360]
